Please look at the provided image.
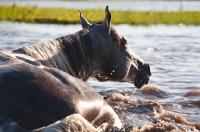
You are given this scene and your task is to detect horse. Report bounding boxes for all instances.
[0,6,151,132]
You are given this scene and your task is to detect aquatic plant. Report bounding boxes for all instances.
[0,5,200,25]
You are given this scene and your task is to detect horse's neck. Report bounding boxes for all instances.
[20,29,96,81]
[55,31,95,81]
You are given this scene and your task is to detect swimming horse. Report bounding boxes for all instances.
[0,6,151,132]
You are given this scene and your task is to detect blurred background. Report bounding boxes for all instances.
[0,0,200,11]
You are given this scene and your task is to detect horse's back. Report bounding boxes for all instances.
[0,56,103,129]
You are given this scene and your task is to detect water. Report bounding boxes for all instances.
[0,0,200,11]
[0,21,200,131]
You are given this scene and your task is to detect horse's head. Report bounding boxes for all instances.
[80,6,151,88]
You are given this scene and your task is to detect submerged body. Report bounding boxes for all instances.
[0,6,151,131]
[0,52,121,131]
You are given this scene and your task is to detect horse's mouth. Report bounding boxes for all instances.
[134,81,147,89]
[96,77,149,89]
[134,75,150,89]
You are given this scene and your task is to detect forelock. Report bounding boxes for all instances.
[110,27,121,48]
[89,23,121,48]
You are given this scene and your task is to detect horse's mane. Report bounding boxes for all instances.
[19,25,120,80]
[20,28,93,79]
[21,38,77,76]
[110,27,120,48]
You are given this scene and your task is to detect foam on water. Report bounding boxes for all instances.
[102,87,200,131]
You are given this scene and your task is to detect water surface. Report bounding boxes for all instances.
[0,21,200,131]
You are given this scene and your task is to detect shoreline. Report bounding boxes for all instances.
[0,6,200,25]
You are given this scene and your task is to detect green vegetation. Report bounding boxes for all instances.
[0,5,200,25]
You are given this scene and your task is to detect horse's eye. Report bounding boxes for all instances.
[124,43,128,48]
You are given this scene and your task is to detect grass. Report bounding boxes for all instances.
[0,5,200,25]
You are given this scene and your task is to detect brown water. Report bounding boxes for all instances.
[0,21,200,131]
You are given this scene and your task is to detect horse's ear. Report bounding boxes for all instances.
[79,11,91,28]
[103,6,111,29]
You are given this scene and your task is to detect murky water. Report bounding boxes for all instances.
[0,21,200,131]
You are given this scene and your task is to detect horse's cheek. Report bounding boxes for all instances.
[111,68,129,81]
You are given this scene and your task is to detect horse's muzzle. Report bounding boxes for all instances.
[134,74,150,88]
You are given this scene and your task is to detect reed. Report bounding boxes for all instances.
[0,5,200,25]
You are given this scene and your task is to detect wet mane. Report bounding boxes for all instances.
[19,24,121,80]
[110,27,121,48]
[20,28,94,80]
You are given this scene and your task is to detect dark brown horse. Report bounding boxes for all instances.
[0,6,151,132]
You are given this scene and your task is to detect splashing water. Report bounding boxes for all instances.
[102,86,200,132]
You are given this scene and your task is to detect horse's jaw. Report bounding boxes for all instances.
[92,69,151,89]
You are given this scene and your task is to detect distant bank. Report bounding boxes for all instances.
[1,0,200,11]
[0,6,200,25]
